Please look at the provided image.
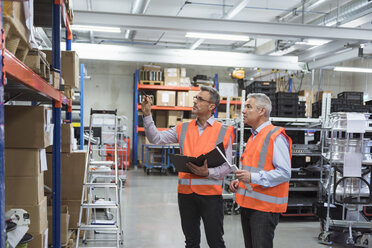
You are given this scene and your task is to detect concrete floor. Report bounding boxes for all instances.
[121,168,352,248]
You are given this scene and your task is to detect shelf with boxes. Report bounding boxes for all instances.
[1,1,77,248]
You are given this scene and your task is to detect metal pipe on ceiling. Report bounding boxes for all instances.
[310,0,372,26]
[124,0,151,40]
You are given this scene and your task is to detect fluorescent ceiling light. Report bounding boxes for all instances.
[334,66,372,73]
[71,25,121,33]
[225,0,250,19]
[296,39,331,46]
[186,32,250,41]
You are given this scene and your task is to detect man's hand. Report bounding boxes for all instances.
[234,169,251,184]
[186,159,209,177]
[141,95,152,116]
[229,180,239,193]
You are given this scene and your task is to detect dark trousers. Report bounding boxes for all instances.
[178,193,226,248]
[240,207,280,248]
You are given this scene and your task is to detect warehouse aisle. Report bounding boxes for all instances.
[122,169,347,248]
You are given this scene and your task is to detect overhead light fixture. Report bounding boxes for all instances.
[334,66,372,73]
[295,39,331,46]
[71,25,121,33]
[225,0,250,19]
[185,32,250,41]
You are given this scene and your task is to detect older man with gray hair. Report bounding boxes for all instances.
[229,93,292,248]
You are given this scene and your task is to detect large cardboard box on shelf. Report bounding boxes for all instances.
[156,90,176,106]
[177,92,190,107]
[187,91,199,107]
[179,77,191,87]
[61,200,84,229]
[155,111,168,128]
[43,50,80,89]
[45,151,87,201]
[6,196,48,233]
[5,106,53,148]
[164,68,180,86]
[29,228,48,248]
[5,148,45,177]
[168,111,183,127]
[47,205,69,245]
[46,123,74,153]
[5,174,44,205]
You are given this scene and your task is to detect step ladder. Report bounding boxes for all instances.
[75,109,123,248]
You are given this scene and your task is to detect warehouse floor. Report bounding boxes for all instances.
[121,168,351,248]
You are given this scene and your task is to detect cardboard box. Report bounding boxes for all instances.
[168,111,182,127]
[180,77,191,86]
[180,68,187,78]
[43,50,80,89]
[45,151,87,201]
[5,174,44,205]
[5,149,44,177]
[164,68,179,86]
[6,196,48,233]
[46,123,73,153]
[29,228,48,248]
[156,91,176,106]
[187,91,199,107]
[61,200,84,229]
[5,106,53,148]
[48,205,69,245]
[316,91,333,101]
[155,111,168,128]
[177,92,190,107]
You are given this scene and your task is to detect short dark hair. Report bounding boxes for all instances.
[200,85,220,110]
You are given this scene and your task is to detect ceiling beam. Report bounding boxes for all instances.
[307,48,361,70]
[67,43,302,70]
[74,11,372,41]
[298,40,355,62]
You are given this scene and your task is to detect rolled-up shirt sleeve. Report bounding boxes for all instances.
[250,134,291,187]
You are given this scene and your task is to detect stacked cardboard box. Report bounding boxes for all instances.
[164,68,180,86]
[4,105,53,247]
[156,90,176,106]
[45,150,87,229]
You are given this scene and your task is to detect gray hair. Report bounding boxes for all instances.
[247,93,272,118]
[200,85,220,109]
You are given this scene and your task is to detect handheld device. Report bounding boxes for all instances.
[216,146,252,192]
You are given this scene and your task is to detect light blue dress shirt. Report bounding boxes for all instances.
[249,121,291,187]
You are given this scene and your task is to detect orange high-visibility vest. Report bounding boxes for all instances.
[176,119,235,195]
[235,125,292,213]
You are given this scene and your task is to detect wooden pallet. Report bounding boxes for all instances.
[3,16,31,63]
[24,49,51,81]
[139,80,164,85]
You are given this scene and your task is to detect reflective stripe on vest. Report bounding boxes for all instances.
[179,178,223,186]
[216,125,228,145]
[179,122,189,154]
[237,187,288,205]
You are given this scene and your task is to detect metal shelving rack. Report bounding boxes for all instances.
[0,1,74,247]
[132,69,220,165]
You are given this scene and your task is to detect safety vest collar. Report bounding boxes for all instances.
[237,187,288,205]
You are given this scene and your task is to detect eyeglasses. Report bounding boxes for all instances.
[193,96,213,104]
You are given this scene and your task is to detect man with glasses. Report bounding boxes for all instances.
[142,85,234,248]
[229,93,292,248]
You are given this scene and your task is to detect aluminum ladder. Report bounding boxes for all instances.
[75,109,123,248]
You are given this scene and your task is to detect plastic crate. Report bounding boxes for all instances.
[276,92,299,100]
[342,99,363,105]
[352,105,370,113]
[247,81,276,89]
[246,87,276,94]
[337,91,363,101]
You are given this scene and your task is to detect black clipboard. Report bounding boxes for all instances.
[169,142,226,173]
